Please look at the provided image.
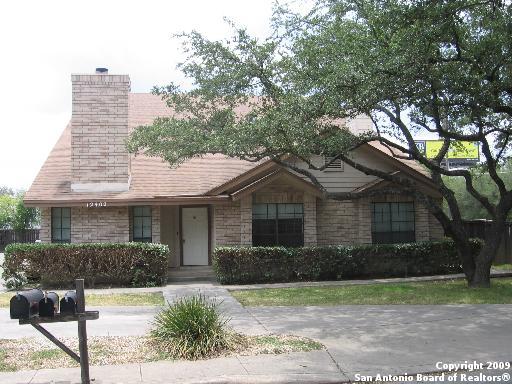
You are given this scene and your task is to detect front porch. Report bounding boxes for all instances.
[166,266,216,283]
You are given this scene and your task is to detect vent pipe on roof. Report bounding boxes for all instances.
[95,67,108,74]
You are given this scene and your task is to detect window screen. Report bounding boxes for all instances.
[371,202,415,244]
[51,207,71,243]
[252,203,304,247]
[132,206,152,243]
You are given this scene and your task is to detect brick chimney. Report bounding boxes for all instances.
[70,68,131,192]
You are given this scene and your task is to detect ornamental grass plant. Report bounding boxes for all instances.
[151,294,243,359]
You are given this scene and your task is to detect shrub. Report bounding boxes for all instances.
[1,242,169,289]
[213,240,482,284]
[151,295,242,359]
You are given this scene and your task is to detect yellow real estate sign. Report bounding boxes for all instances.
[416,140,479,160]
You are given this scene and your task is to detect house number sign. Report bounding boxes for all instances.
[86,202,107,208]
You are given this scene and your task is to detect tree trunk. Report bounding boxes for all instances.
[455,239,476,284]
[468,219,506,288]
[470,257,492,288]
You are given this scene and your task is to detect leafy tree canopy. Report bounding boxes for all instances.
[127,0,512,287]
[0,187,39,231]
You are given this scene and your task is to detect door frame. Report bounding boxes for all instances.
[179,205,212,266]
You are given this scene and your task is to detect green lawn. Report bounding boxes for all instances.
[493,264,512,271]
[0,292,164,308]
[231,278,512,306]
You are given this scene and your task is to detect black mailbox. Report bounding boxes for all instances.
[10,289,45,319]
[39,292,60,317]
[60,291,77,315]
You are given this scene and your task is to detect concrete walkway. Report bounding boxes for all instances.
[1,282,512,383]
[0,351,344,384]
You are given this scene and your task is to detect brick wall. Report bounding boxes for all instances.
[39,208,51,243]
[317,199,358,245]
[70,207,129,243]
[415,203,430,242]
[303,193,317,246]
[317,195,444,245]
[357,199,373,244]
[71,73,130,184]
[214,202,242,246]
[240,197,252,246]
[429,212,445,240]
[152,206,161,243]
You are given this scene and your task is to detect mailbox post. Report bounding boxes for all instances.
[76,279,91,384]
[13,279,98,384]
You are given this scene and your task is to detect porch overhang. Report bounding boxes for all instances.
[350,170,442,199]
[229,168,325,201]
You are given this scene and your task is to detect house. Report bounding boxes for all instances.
[25,69,444,270]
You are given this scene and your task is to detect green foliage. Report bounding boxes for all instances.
[213,240,482,285]
[1,242,169,289]
[0,191,39,230]
[11,193,40,231]
[151,295,239,359]
[0,195,16,229]
[127,1,512,177]
[126,0,512,286]
[443,161,512,220]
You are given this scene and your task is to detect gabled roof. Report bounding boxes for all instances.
[24,94,260,206]
[25,93,439,206]
[230,168,324,201]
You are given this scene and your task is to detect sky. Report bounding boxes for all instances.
[0,0,276,191]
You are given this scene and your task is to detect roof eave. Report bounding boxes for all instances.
[24,195,232,208]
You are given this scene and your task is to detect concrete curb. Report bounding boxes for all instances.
[178,374,345,384]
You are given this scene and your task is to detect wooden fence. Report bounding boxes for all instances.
[0,229,40,252]
[462,220,512,265]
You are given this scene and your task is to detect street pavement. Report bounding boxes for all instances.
[0,283,511,383]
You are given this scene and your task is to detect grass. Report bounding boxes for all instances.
[0,292,164,308]
[493,264,512,271]
[252,335,323,354]
[85,293,164,306]
[0,349,14,372]
[231,278,512,306]
[0,334,323,371]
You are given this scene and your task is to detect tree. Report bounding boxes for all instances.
[0,186,15,196]
[443,160,512,220]
[0,195,16,229]
[0,190,40,230]
[12,193,40,231]
[127,0,512,287]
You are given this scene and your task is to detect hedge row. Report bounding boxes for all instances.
[2,242,170,289]
[213,240,482,284]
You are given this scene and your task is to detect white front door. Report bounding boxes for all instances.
[182,207,209,266]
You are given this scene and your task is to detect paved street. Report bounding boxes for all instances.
[247,304,512,380]
[0,283,511,383]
